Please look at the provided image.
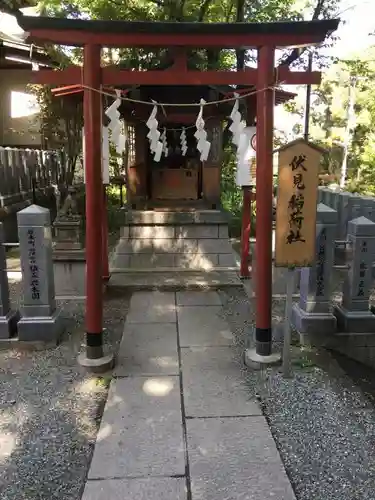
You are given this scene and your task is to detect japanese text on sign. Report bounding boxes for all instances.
[358,261,366,297]
[27,229,40,300]
[286,155,307,245]
[275,139,322,267]
[316,229,326,297]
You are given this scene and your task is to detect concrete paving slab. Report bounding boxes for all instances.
[88,377,185,478]
[108,270,242,290]
[187,418,296,500]
[114,348,180,376]
[178,306,233,347]
[176,291,222,306]
[116,322,178,350]
[113,318,178,377]
[181,347,261,417]
[189,465,296,500]
[127,291,176,323]
[82,478,187,500]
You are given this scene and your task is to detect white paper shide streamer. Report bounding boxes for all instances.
[229,92,246,149]
[160,127,168,157]
[236,127,255,187]
[105,89,126,154]
[194,99,211,161]
[146,101,163,162]
[180,127,187,156]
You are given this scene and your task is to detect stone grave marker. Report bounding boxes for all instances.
[17,205,63,342]
[0,223,20,338]
[8,148,18,194]
[334,216,375,332]
[0,147,6,195]
[361,197,375,222]
[291,203,338,343]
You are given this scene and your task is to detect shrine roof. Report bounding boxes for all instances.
[15,14,340,48]
[0,32,58,68]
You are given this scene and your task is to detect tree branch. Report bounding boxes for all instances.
[148,0,165,6]
[277,0,326,68]
[225,0,235,22]
[235,0,246,71]
[177,0,187,20]
[198,0,214,21]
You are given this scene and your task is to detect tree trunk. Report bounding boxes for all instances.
[235,0,245,71]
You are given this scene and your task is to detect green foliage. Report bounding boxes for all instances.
[28,84,83,185]
[37,0,335,72]
[220,145,257,237]
[292,46,375,193]
[34,0,339,206]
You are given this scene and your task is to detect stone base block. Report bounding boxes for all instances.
[0,310,20,339]
[244,348,281,370]
[53,261,86,297]
[54,241,83,251]
[78,351,114,374]
[18,309,64,343]
[334,305,375,333]
[327,332,375,369]
[291,303,337,343]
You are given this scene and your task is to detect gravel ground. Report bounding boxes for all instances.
[0,282,130,500]
[219,287,375,500]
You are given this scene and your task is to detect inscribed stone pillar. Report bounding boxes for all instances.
[341,193,357,233]
[320,188,328,205]
[326,189,335,209]
[35,150,42,188]
[1,148,11,196]
[0,223,20,338]
[334,216,375,332]
[0,147,6,195]
[351,203,362,219]
[291,203,338,342]
[19,149,29,192]
[360,196,375,222]
[8,148,19,194]
[17,205,63,342]
[329,189,340,212]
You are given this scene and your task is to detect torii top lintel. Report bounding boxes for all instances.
[17,15,339,49]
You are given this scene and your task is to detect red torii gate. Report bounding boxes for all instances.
[14,14,339,367]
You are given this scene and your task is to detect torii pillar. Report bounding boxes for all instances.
[78,44,114,372]
[245,45,281,368]
[255,45,275,356]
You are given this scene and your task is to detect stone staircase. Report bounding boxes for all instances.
[109,209,241,290]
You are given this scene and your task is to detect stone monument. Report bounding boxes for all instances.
[17,205,63,342]
[0,223,20,338]
[291,203,338,344]
[53,186,82,251]
[334,216,375,332]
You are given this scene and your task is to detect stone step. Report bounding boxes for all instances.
[108,269,242,291]
[111,252,236,270]
[121,224,229,240]
[123,209,229,226]
[114,237,234,254]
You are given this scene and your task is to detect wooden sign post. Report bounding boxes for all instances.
[274,138,325,376]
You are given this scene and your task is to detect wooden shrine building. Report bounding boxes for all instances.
[122,83,295,208]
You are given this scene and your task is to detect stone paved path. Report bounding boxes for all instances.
[82,291,296,500]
